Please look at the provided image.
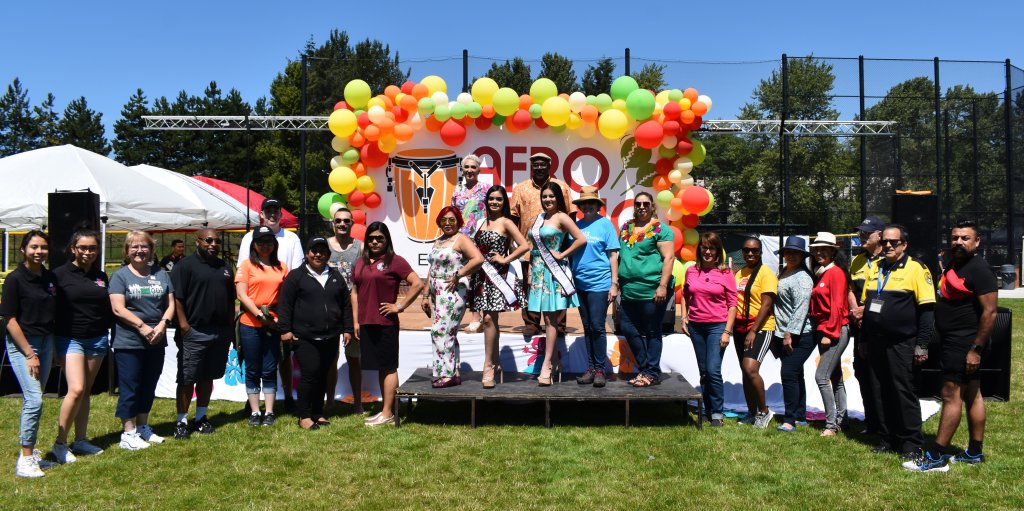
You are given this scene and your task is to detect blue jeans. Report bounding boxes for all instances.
[6,334,54,446]
[576,290,609,371]
[779,331,816,425]
[689,322,726,420]
[115,348,165,419]
[239,324,280,395]
[619,296,670,378]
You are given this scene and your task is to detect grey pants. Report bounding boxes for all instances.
[815,325,850,430]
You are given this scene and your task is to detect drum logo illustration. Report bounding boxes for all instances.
[387,148,460,242]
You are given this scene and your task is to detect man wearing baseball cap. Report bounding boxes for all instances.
[237,198,304,271]
[509,152,576,336]
[848,215,886,437]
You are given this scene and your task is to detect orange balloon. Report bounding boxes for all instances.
[411,84,429,100]
[670,197,685,211]
[400,95,418,112]
[652,175,671,191]
[376,117,395,134]
[580,105,599,123]
[394,123,414,141]
[691,101,708,116]
[352,162,367,177]
[362,124,381,142]
[680,110,695,124]
[683,88,699,103]
[481,104,496,119]
[680,244,697,261]
[518,94,533,110]
[384,85,401,100]
[350,132,365,148]
[424,114,443,132]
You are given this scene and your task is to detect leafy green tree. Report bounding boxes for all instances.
[538,53,577,93]
[632,63,667,91]
[485,57,532,93]
[57,96,110,155]
[0,78,41,156]
[741,57,839,121]
[113,89,160,165]
[581,57,615,96]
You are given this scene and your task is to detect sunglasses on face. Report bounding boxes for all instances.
[881,239,903,247]
[742,248,761,254]
[633,202,652,208]
[366,235,387,244]
[334,218,353,225]
[440,217,458,225]
[201,237,222,245]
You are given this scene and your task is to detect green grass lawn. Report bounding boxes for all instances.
[2,301,1023,510]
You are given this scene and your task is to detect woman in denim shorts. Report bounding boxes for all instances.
[1,230,57,477]
[51,228,113,463]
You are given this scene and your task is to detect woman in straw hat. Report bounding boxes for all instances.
[808,231,851,437]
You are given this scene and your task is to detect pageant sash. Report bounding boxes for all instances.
[475,219,519,306]
[530,214,576,298]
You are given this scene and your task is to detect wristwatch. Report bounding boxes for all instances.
[970,344,984,353]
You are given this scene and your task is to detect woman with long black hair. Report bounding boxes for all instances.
[773,236,816,432]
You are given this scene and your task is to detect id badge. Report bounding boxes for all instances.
[868,298,884,314]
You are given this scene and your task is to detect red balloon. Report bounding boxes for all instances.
[350,223,367,241]
[357,112,371,129]
[512,109,532,130]
[334,101,349,111]
[634,120,664,149]
[663,102,681,120]
[391,106,408,123]
[347,190,365,207]
[676,137,694,155]
[662,120,680,135]
[351,209,366,225]
[440,119,467,146]
[400,81,416,94]
[681,214,700,229]
[655,158,675,175]
[474,115,493,131]
[671,226,683,252]
[364,192,382,209]
[360,143,389,168]
[681,186,710,215]
[675,287,683,304]
[534,117,548,129]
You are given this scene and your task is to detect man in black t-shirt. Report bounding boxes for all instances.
[906,221,998,471]
[159,239,185,272]
[170,229,236,439]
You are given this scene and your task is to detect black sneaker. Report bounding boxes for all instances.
[193,416,215,435]
[261,413,277,427]
[592,370,607,388]
[710,418,725,427]
[173,421,190,440]
[247,412,262,427]
[951,449,985,465]
[576,369,596,385]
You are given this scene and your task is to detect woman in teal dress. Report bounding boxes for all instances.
[527,182,587,386]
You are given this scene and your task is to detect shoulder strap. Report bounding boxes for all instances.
[743,263,761,322]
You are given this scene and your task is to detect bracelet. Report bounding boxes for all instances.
[25,352,38,360]
[724,330,733,335]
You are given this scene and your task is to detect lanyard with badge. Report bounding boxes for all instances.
[869,262,893,314]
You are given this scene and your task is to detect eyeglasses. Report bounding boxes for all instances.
[366,235,387,244]
[633,202,652,209]
[128,245,150,251]
[201,237,222,245]
[440,217,458,225]
[333,218,353,225]
[699,246,716,252]
[741,248,761,254]
[74,245,99,252]
[881,239,903,246]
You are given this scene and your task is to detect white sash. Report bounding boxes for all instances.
[530,214,576,297]
[474,219,519,306]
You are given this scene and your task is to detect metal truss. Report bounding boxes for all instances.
[144,116,897,136]
[700,119,897,136]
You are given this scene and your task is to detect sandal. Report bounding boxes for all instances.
[632,375,654,387]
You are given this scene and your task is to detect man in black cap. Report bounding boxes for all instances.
[236,198,304,408]
[509,152,575,336]
[237,198,304,270]
[848,215,885,436]
[171,228,236,439]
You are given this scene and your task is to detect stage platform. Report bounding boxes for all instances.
[396,367,703,429]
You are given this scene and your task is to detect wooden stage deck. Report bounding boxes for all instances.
[396,368,703,429]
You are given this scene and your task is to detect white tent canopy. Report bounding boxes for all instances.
[0,145,208,231]
[130,164,257,229]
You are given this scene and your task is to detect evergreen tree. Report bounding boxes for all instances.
[485,57,532,93]
[113,88,159,165]
[538,53,577,93]
[581,58,616,96]
[33,93,61,148]
[57,96,111,155]
[632,63,667,91]
[0,78,40,156]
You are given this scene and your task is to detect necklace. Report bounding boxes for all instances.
[620,219,661,247]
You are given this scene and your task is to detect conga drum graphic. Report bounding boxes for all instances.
[387,148,461,242]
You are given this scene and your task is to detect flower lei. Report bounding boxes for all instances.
[619,220,661,247]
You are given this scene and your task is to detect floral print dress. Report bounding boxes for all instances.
[427,235,470,379]
[527,225,580,312]
[451,182,489,236]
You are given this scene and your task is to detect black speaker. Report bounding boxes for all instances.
[892,194,939,275]
[915,306,1012,401]
[47,190,100,269]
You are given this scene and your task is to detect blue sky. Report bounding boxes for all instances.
[3,0,1021,135]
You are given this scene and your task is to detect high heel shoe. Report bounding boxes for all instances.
[482,365,496,389]
[538,363,553,387]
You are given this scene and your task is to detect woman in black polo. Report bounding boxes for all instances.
[52,228,113,463]
[277,237,354,430]
[2,231,57,478]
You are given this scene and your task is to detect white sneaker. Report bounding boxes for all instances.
[70,439,104,455]
[754,409,776,430]
[15,454,44,478]
[33,450,56,470]
[118,431,151,451]
[51,442,77,464]
[138,425,164,444]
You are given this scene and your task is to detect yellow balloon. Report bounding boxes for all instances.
[529,78,558,104]
[471,77,499,106]
[679,98,692,110]
[597,109,628,140]
[330,136,351,153]
[540,97,571,127]
[367,97,386,110]
[327,109,358,138]
[330,155,345,169]
[492,87,519,117]
[343,80,371,109]
[377,134,396,153]
[328,167,357,194]
[611,99,627,113]
[355,175,376,194]
[578,122,597,139]
[566,112,582,130]
[420,75,448,96]
[655,90,671,106]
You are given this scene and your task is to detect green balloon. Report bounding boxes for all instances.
[656,189,674,207]
[625,89,656,121]
[450,103,467,120]
[658,145,677,159]
[417,98,435,117]
[528,104,542,119]
[492,114,506,126]
[668,89,683,102]
[433,104,451,122]
[585,95,597,106]
[610,76,640,101]
[342,148,360,164]
[594,93,613,113]
[690,139,707,166]
[317,192,343,219]
[466,102,483,118]
[529,78,558,104]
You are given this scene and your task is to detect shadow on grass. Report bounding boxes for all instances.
[400,398,700,428]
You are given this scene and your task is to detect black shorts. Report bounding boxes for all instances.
[360,324,400,372]
[733,328,774,363]
[176,327,232,385]
[940,335,981,384]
